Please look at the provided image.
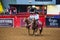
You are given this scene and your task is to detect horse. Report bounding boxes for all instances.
[23,18,43,35]
[31,18,43,35]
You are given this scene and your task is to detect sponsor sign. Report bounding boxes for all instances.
[46,17,60,27]
[0,18,14,27]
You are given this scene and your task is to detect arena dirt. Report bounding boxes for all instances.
[0,27,60,40]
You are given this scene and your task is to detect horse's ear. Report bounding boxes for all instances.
[23,18,26,22]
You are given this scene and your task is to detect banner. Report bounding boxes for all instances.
[0,18,14,27]
[46,17,60,27]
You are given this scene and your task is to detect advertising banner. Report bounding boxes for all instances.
[0,18,14,27]
[46,16,60,27]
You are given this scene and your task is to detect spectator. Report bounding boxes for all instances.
[5,8,10,15]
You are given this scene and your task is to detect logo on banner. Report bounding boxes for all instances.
[48,18,58,26]
[0,18,13,27]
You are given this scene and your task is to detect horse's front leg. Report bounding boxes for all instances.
[33,28,38,35]
[35,29,38,35]
[28,28,30,35]
[26,25,30,35]
[33,29,35,35]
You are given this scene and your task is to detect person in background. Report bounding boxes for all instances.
[5,8,10,15]
[11,7,17,15]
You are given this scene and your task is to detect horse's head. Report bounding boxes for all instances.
[24,18,30,24]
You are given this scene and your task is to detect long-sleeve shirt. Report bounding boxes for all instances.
[29,14,39,21]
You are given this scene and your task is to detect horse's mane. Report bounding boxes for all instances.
[33,20,36,24]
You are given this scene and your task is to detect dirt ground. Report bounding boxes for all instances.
[0,27,60,40]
